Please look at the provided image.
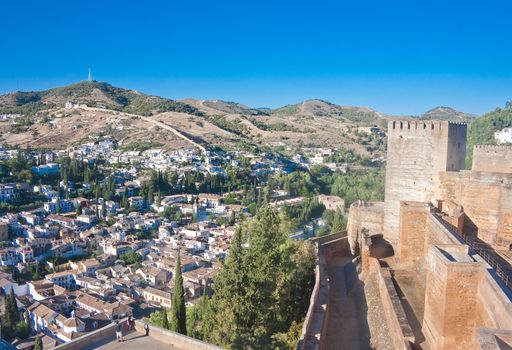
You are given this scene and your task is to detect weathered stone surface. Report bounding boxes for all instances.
[383,120,467,244]
[347,202,384,254]
[439,170,512,246]
[423,245,485,350]
[398,202,431,266]
[472,145,512,174]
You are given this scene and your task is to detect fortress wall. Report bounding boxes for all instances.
[422,245,485,350]
[476,328,512,350]
[298,234,350,350]
[477,272,512,331]
[346,202,384,254]
[384,120,466,245]
[367,258,414,350]
[446,123,468,172]
[439,171,512,246]
[424,212,461,250]
[498,182,512,244]
[133,321,225,350]
[398,202,433,266]
[399,210,512,348]
[472,145,512,174]
[54,323,117,350]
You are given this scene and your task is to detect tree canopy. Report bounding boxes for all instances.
[201,206,316,349]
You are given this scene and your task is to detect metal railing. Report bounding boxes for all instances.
[436,215,512,291]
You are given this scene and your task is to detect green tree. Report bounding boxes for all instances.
[203,227,249,346]
[203,206,316,349]
[161,308,170,330]
[170,252,187,335]
[119,251,141,265]
[148,310,165,327]
[229,210,236,226]
[34,334,43,350]
[331,208,347,233]
[56,185,61,214]
[76,203,82,216]
[5,288,19,326]
[148,186,154,206]
[15,318,31,339]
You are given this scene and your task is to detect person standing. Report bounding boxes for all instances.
[116,320,124,342]
[144,322,150,336]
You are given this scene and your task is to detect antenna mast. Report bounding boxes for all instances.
[88,68,92,82]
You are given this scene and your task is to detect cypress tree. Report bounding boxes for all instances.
[170,252,187,335]
[5,288,19,328]
[56,186,61,214]
[229,210,236,226]
[161,308,170,330]
[148,187,154,206]
[203,227,249,346]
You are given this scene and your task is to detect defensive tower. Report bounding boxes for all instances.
[383,120,467,244]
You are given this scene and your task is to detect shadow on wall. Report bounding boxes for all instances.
[390,274,426,350]
[369,234,394,259]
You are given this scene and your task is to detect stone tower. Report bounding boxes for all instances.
[383,120,467,245]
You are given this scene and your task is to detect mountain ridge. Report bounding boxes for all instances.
[0,81,478,124]
[0,81,204,117]
[418,106,476,123]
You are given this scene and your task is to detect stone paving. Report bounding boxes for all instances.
[89,331,184,350]
[324,256,371,350]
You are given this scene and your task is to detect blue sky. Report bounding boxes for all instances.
[2,0,512,115]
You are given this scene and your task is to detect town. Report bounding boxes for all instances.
[0,135,361,348]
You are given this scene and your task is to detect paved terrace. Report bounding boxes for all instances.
[54,320,225,350]
[91,330,184,350]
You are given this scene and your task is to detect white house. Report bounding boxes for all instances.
[44,198,75,214]
[28,302,59,332]
[495,128,512,144]
[45,270,78,289]
[0,184,17,203]
[128,196,145,210]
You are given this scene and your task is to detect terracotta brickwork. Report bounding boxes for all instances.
[439,170,512,246]
[422,245,485,350]
[398,202,431,266]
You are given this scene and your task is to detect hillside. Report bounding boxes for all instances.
[0,81,487,161]
[0,81,203,117]
[199,100,268,116]
[419,106,476,123]
[466,103,512,166]
[270,99,387,126]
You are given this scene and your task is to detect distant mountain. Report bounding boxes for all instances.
[419,106,476,123]
[0,81,203,116]
[270,99,386,125]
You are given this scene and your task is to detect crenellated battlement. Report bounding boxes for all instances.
[474,144,512,150]
[472,144,512,174]
[388,120,467,134]
[384,119,467,242]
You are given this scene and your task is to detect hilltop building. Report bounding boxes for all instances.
[495,127,512,144]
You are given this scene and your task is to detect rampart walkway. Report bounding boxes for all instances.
[324,256,369,350]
